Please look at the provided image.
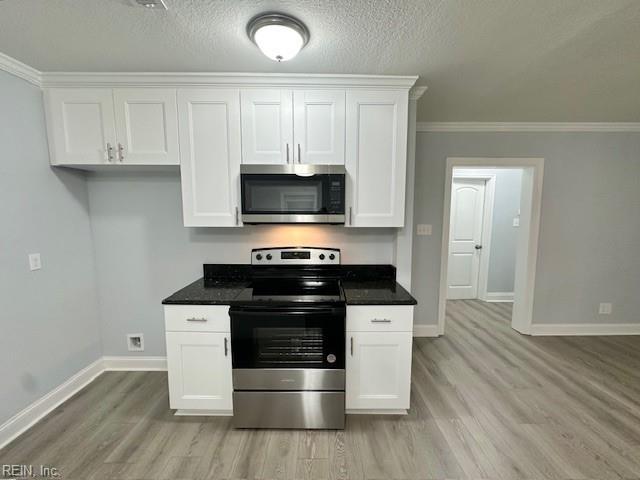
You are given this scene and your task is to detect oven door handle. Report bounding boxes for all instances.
[229,306,345,317]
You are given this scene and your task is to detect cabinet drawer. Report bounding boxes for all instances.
[164,305,230,332]
[346,305,413,332]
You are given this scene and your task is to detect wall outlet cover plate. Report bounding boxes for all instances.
[417,224,432,236]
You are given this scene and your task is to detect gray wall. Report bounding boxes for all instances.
[413,131,640,326]
[0,71,102,424]
[486,169,522,292]
[86,172,396,356]
[453,168,522,293]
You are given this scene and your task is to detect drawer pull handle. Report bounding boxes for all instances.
[371,318,392,323]
[186,317,207,322]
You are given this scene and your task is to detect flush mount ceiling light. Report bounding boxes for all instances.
[133,0,167,9]
[247,13,310,62]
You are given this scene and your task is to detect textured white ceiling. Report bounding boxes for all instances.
[0,0,638,121]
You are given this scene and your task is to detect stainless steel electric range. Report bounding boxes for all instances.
[229,247,346,429]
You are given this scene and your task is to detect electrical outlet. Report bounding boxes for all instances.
[598,303,612,315]
[127,334,144,351]
[28,253,42,271]
[416,224,432,236]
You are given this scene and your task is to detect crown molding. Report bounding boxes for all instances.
[40,72,418,89]
[0,51,42,86]
[409,86,428,100]
[416,122,640,133]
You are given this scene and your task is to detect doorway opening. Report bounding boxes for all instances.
[437,158,544,335]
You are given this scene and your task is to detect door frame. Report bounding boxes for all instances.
[438,157,544,335]
[449,172,496,302]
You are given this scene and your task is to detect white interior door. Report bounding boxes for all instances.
[447,178,486,299]
[293,90,345,164]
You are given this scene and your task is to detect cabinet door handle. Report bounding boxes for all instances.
[224,337,229,357]
[371,318,392,323]
[348,207,353,225]
[186,317,207,322]
[297,144,301,163]
[117,143,125,162]
[286,143,290,163]
[106,143,114,163]
[350,336,353,356]
[235,206,239,225]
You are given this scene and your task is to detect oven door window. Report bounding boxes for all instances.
[241,174,344,215]
[255,326,323,366]
[231,309,345,369]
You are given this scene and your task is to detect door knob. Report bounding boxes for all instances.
[475,245,483,250]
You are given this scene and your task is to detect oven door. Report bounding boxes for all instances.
[230,305,345,370]
[240,165,345,224]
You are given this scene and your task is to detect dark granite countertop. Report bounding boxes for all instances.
[162,278,250,305]
[342,280,417,305]
[162,277,416,306]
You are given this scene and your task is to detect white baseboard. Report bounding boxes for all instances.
[531,323,640,336]
[0,358,104,450]
[174,409,232,416]
[483,292,514,302]
[102,355,167,371]
[346,409,407,415]
[0,355,168,449]
[413,324,440,337]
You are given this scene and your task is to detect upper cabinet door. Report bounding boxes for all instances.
[293,90,345,165]
[113,88,179,165]
[45,88,117,165]
[178,89,242,227]
[345,90,409,227]
[240,89,293,164]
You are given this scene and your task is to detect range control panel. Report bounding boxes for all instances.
[251,247,340,266]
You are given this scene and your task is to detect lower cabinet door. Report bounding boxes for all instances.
[166,332,233,411]
[346,331,412,410]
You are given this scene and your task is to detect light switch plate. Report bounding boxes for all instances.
[598,303,612,315]
[28,253,42,271]
[417,224,432,236]
[513,217,520,227]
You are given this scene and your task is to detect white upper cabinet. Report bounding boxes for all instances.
[113,88,179,165]
[178,88,242,227]
[240,89,294,164]
[293,90,345,165]
[45,87,179,166]
[43,74,415,228]
[45,88,117,165]
[345,90,409,227]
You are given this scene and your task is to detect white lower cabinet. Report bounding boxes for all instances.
[345,306,413,412]
[165,306,232,413]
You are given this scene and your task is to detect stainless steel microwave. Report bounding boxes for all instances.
[240,164,346,224]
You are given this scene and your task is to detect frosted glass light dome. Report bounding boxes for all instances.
[248,13,310,62]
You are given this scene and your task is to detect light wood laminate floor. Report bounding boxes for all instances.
[3,300,640,479]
